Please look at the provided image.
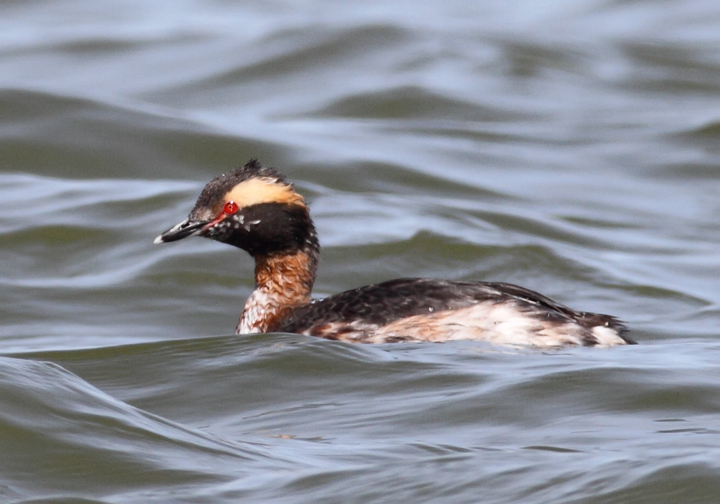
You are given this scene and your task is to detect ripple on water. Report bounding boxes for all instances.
[6,336,720,503]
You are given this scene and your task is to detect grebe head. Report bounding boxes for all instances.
[154,159,318,259]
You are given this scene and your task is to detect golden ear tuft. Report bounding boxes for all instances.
[220,177,305,212]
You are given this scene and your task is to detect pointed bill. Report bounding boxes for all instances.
[153,218,208,244]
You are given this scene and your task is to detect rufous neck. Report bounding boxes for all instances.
[236,250,317,334]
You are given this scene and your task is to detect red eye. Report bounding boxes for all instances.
[223,201,239,214]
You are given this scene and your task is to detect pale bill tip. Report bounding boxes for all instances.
[153,234,165,245]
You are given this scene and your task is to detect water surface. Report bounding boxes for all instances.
[2,0,720,502]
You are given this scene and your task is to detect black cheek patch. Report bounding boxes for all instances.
[225,203,314,256]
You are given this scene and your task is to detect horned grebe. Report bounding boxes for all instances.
[154,160,634,347]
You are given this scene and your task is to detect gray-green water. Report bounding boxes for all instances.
[2,1,720,502]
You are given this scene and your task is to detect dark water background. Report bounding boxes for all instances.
[3,0,720,502]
